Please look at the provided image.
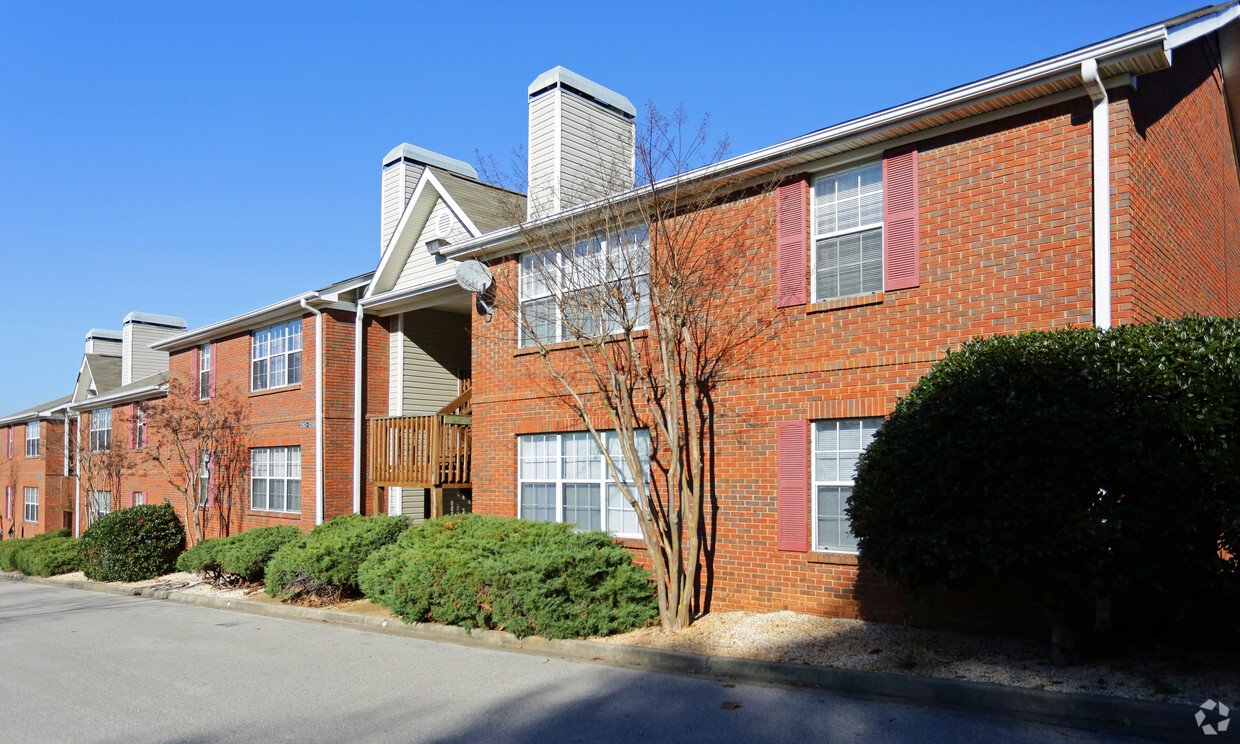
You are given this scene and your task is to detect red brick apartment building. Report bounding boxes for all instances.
[415,5,1240,628]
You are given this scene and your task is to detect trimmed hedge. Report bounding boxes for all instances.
[265,514,407,602]
[14,536,80,576]
[177,526,301,585]
[79,504,186,582]
[0,529,71,572]
[359,514,658,639]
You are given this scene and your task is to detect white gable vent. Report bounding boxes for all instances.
[436,212,452,239]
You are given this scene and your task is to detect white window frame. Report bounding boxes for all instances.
[134,407,145,449]
[517,430,649,538]
[23,487,38,523]
[250,446,301,513]
[251,320,302,392]
[89,409,112,452]
[518,226,651,347]
[25,421,40,457]
[198,344,212,400]
[92,490,112,518]
[811,417,883,553]
[810,160,884,302]
[197,453,211,507]
[132,491,145,506]
[4,486,12,520]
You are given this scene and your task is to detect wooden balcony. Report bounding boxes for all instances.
[368,390,472,490]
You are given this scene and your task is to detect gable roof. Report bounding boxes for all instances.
[444,2,1240,261]
[78,354,122,401]
[0,394,74,425]
[70,371,168,411]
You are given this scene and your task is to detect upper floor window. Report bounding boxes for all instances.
[812,161,884,301]
[518,430,649,538]
[518,226,650,347]
[252,320,302,392]
[89,409,112,452]
[199,344,212,400]
[133,407,146,449]
[25,421,40,457]
[812,417,882,553]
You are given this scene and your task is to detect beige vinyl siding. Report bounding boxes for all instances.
[527,90,559,217]
[85,337,122,357]
[400,309,469,415]
[391,198,471,292]
[381,161,423,253]
[122,323,177,386]
[402,488,426,524]
[559,90,634,206]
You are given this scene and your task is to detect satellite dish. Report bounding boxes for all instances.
[455,260,494,294]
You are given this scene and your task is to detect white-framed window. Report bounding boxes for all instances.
[251,320,302,392]
[812,418,882,553]
[5,428,11,458]
[199,344,212,400]
[89,409,112,451]
[23,487,38,523]
[132,491,145,507]
[25,421,40,457]
[518,226,651,347]
[4,486,12,520]
[812,161,884,301]
[517,430,649,537]
[133,407,146,449]
[251,446,301,513]
[197,453,211,507]
[91,490,112,518]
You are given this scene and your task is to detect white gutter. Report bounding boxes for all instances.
[300,296,326,526]
[1081,58,1112,330]
[352,303,363,514]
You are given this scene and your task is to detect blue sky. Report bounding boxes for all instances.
[0,0,1199,415]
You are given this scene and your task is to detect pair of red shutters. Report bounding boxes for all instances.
[774,146,920,552]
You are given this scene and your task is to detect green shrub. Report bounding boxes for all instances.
[359,514,657,639]
[265,514,406,602]
[850,316,1240,664]
[14,537,80,576]
[177,526,302,585]
[79,504,186,582]
[0,529,71,572]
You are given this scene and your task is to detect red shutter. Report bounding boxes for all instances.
[208,342,217,398]
[775,179,808,307]
[883,146,920,291]
[190,346,200,398]
[776,420,809,552]
[128,403,136,449]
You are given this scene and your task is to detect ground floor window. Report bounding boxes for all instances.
[91,491,112,519]
[518,430,648,538]
[132,491,145,507]
[251,446,301,513]
[23,487,38,523]
[812,418,882,552]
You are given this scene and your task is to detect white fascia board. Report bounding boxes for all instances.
[1165,3,1240,51]
[444,23,1171,262]
[359,277,463,314]
[69,383,167,412]
[366,173,436,300]
[424,169,483,238]
[150,293,317,352]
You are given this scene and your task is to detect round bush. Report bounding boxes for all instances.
[359,514,657,639]
[265,514,407,602]
[14,537,80,576]
[79,503,186,582]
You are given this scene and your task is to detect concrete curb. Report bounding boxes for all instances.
[1,572,1202,742]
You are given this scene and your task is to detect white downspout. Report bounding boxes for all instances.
[300,296,325,525]
[353,304,364,514]
[1082,59,1111,329]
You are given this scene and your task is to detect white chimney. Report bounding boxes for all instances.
[527,66,636,219]
[380,144,478,254]
[84,329,122,357]
[122,312,187,385]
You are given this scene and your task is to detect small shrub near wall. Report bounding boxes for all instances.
[178,526,301,586]
[0,529,71,572]
[359,514,658,639]
[14,536,80,577]
[264,514,407,603]
[79,504,186,582]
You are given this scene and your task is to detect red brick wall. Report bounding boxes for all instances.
[469,57,1240,634]
[1111,37,1240,323]
[0,420,70,538]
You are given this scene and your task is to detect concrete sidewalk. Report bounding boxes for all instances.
[0,571,1206,743]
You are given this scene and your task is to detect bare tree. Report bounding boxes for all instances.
[73,410,132,528]
[141,377,251,545]
[482,104,774,630]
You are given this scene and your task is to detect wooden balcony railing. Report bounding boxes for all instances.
[368,389,471,489]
